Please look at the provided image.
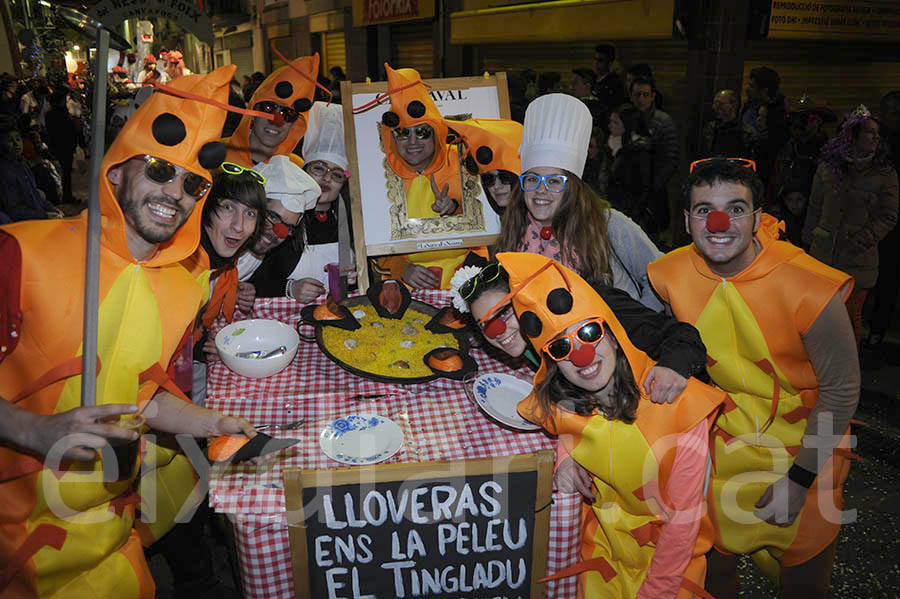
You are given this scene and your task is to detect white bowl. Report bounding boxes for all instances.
[215,319,299,379]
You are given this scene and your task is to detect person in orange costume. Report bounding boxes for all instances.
[450,118,523,215]
[224,54,320,168]
[372,64,487,290]
[476,252,724,599]
[647,158,859,598]
[0,65,257,598]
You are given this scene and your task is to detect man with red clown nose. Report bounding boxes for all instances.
[224,53,321,168]
[373,64,487,290]
[0,65,258,598]
[648,158,860,598]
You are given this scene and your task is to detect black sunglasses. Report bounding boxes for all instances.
[459,262,503,301]
[143,155,211,199]
[482,171,516,188]
[254,101,299,124]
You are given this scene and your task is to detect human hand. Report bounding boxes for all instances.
[644,366,687,404]
[290,278,326,303]
[236,281,256,313]
[202,337,220,362]
[21,404,140,462]
[401,264,440,289]
[212,413,257,439]
[555,456,595,503]
[753,476,807,526]
[430,175,459,216]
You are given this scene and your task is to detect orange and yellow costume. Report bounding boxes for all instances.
[373,65,486,289]
[648,215,853,579]
[0,66,235,598]
[492,253,724,598]
[223,54,319,168]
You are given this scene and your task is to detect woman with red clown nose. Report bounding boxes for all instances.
[476,252,725,599]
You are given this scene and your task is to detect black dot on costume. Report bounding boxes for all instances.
[475,146,493,165]
[407,101,426,119]
[520,311,543,338]
[274,81,293,99]
[152,113,186,146]
[293,98,312,112]
[197,141,226,170]
[464,155,479,175]
[382,111,400,127]
[547,288,573,315]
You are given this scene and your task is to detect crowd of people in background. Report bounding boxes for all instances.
[0,40,897,598]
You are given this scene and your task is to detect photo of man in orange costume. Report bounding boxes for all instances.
[648,158,860,598]
[0,65,257,598]
[373,64,487,290]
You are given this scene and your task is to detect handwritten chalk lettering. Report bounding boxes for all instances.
[324,481,505,528]
[315,534,374,567]
[437,518,527,556]
[324,566,375,599]
[391,529,426,560]
[381,559,527,596]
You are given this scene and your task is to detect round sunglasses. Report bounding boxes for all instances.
[543,318,606,362]
[305,161,348,184]
[391,125,433,141]
[143,155,211,199]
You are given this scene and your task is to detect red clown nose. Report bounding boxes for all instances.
[272,223,290,239]
[706,210,730,233]
[483,316,507,339]
[569,341,596,367]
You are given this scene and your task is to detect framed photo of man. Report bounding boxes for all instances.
[341,73,511,290]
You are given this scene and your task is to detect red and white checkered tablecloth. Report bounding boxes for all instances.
[206,291,581,598]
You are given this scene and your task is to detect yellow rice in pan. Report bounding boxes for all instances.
[321,304,459,378]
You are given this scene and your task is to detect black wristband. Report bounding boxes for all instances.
[788,463,817,489]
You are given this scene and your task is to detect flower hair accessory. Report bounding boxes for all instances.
[449,266,483,313]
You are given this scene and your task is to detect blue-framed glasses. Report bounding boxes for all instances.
[519,173,569,193]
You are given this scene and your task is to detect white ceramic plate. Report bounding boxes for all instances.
[471,373,541,431]
[319,413,404,465]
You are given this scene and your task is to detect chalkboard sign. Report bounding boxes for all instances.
[284,452,553,599]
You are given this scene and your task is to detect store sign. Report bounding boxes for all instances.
[89,0,214,45]
[353,0,435,26]
[769,0,900,40]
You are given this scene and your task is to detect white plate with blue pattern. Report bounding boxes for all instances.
[471,373,541,431]
[319,413,404,465]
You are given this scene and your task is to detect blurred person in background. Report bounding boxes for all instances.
[804,105,898,347]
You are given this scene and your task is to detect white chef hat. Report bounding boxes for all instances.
[520,93,592,179]
[302,101,349,171]
[252,155,321,213]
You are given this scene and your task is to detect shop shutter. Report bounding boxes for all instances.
[391,23,434,78]
[323,30,346,76]
[743,40,900,126]
[270,36,292,71]
[230,47,254,80]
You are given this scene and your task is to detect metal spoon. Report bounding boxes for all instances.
[236,345,287,360]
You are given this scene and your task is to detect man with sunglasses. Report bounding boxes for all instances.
[648,158,859,598]
[375,64,486,290]
[224,54,319,168]
[0,66,262,598]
